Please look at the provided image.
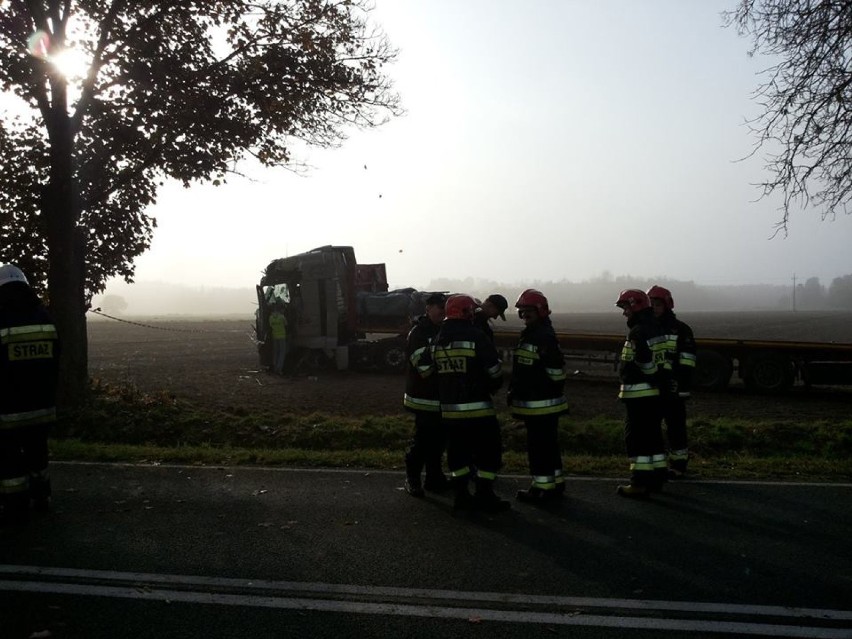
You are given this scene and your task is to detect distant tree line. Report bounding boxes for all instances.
[424,273,852,313]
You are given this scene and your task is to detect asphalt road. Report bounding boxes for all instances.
[1,463,851,638]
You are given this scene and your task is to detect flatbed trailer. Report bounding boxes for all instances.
[490,330,852,393]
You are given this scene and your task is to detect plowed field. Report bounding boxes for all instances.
[87,311,852,422]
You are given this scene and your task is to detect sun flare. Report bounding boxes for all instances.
[50,47,89,82]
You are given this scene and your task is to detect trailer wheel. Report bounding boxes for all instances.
[378,340,407,373]
[694,350,733,391]
[744,355,794,393]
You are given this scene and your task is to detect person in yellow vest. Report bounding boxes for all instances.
[269,304,288,375]
[0,264,60,520]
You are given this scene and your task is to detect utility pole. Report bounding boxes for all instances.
[792,273,797,312]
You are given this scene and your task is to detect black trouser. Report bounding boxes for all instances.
[405,411,446,479]
[623,397,666,488]
[445,415,502,480]
[524,414,563,491]
[0,424,51,508]
[661,392,689,471]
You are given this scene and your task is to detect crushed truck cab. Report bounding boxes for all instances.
[256,245,439,373]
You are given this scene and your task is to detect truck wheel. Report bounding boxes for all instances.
[694,350,733,391]
[379,340,407,373]
[744,355,794,393]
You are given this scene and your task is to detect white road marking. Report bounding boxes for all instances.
[1,565,850,638]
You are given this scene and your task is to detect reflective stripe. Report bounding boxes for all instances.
[0,324,58,343]
[680,352,697,367]
[545,367,566,381]
[532,474,556,489]
[409,346,428,366]
[450,466,471,478]
[630,456,654,472]
[0,475,28,494]
[669,449,689,461]
[637,359,656,373]
[477,470,497,480]
[511,397,568,416]
[554,471,565,486]
[0,407,57,427]
[618,383,659,399]
[403,394,440,412]
[441,401,496,419]
[652,453,668,470]
[435,341,476,358]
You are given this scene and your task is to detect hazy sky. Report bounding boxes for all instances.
[111,0,849,293]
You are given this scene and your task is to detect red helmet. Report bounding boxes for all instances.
[646,285,674,311]
[515,289,550,316]
[615,289,650,312]
[444,294,476,321]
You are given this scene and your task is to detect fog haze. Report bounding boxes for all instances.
[100,1,851,306]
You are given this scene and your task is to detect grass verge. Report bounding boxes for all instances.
[51,383,852,482]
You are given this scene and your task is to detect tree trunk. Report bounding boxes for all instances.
[43,99,88,409]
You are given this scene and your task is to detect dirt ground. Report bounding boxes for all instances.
[86,312,852,422]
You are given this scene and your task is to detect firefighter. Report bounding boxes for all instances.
[647,285,697,478]
[403,293,449,497]
[614,289,666,498]
[431,294,510,512]
[508,289,569,504]
[473,294,508,343]
[269,302,288,375]
[0,264,60,521]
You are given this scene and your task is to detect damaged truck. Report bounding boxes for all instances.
[256,245,440,373]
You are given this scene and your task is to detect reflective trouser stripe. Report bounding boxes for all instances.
[532,474,556,490]
[618,383,659,399]
[0,407,57,428]
[651,453,668,470]
[680,352,697,366]
[450,466,471,478]
[630,456,654,472]
[403,394,440,412]
[477,470,497,480]
[511,398,568,416]
[441,402,495,419]
[0,476,28,494]
[669,449,689,462]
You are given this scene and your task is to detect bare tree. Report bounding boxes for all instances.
[725,0,852,232]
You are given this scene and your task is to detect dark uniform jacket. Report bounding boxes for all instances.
[656,311,697,396]
[403,314,442,413]
[0,302,60,428]
[473,310,494,343]
[617,307,664,400]
[430,319,503,419]
[508,318,568,418]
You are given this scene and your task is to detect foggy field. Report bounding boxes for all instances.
[86,311,852,424]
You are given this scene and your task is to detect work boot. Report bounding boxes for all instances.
[474,479,511,513]
[616,484,651,499]
[452,477,475,511]
[404,453,424,497]
[404,475,425,498]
